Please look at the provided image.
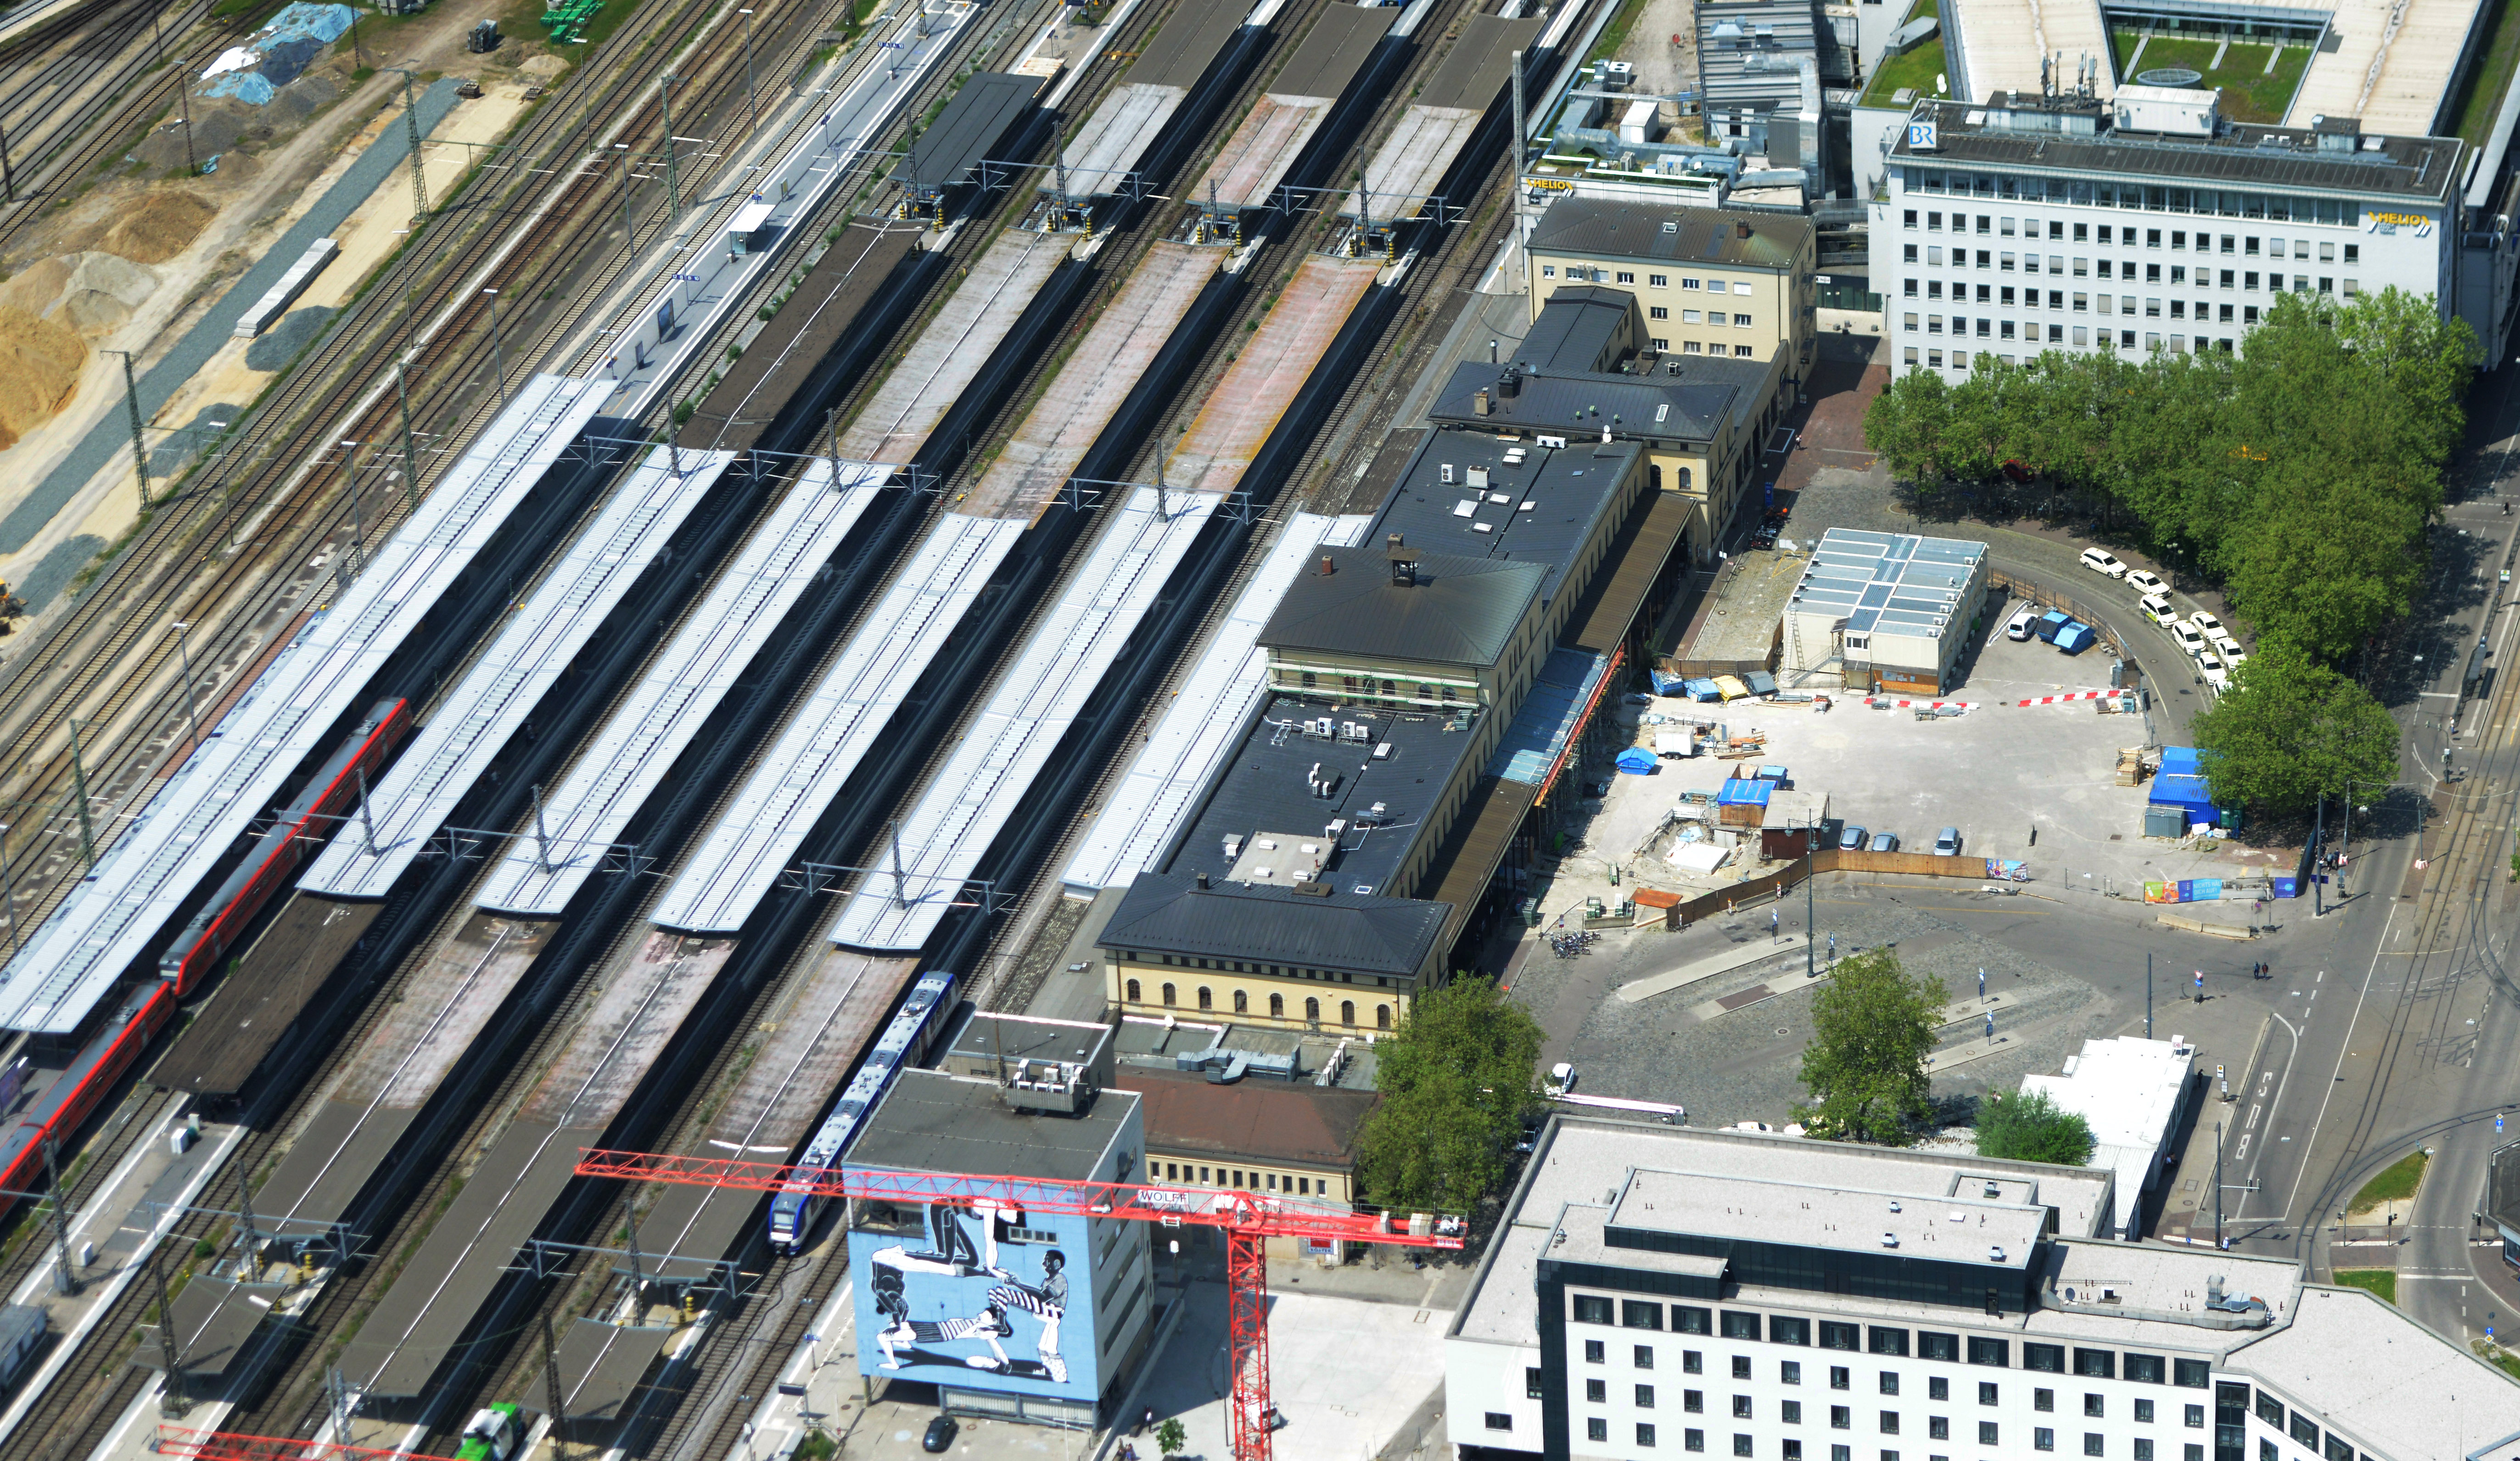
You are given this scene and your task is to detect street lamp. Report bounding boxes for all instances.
[739,9,758,135]
[483,288,507,405]
[171,621,203,759]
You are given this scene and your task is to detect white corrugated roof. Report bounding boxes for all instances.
[649,512,1027,933]
[830,486,1221,951]
[0,376,606,1034]
[477,460,888,916]
[302,445,735,900]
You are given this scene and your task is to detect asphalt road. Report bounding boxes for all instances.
[1684,337,2520,1351]
[2211,361,2520,1353]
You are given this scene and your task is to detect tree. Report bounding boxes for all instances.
[1156,1418,1187,1458]
[2192,640,2401,814]
[1862,366,1954,483]
[1974,1088,2096,1166]
[1356,975,1546,1210]
[1793,949,1945,1145]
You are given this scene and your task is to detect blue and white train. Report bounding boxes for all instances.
[768,970,958,1253]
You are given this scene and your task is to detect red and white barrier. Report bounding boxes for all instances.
[2010,690,2116,707]
[1865,697,1979,711]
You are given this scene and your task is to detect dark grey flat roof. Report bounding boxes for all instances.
[1521,285,1632,371]
[163,1277,291,1382]
[848,1069,1136,1180]
[1892,99,2460,202]
[1261,549,1547,669]
[1367,434,1641,610]
[1160,694,1483,896]
[1102,871,1449,978]
[553,1317,676,1420]
[1266,3,1388,101]
[1132,1,1254,91]
[903,73,1045,194]
[1417,13,1545,112]
[1528,197,1812,267]
[255,1101,420,1227]
[343,1118,593,1396]
[1428,365,1739,446]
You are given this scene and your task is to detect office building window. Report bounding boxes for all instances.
[1585,1340,1605,1363]
[2034,1428,2054,1452]
[1639,1424,1658,1448]
[1651,306,1670,320]
[1574,1296,1614,1324]
[1541,265,1554,277]
[1484,1414,1512,1432]
[1677,1308,1712,1335]
[1735,344,1754,357]
[2084,1437,2103,1456]
[1686,1432,1706,1453]
[1618,271,1636,284]
[1641,1386,1658,1409]
[1588,1419,1608,1443]
[1723,1313,1761,1341]
[1651,274,1669,286]
[1625,1301,1665,1330]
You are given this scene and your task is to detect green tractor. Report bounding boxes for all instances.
[455,1404,524,1461]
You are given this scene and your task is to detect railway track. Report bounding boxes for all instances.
[0,0,938,1443]
[0,0,860,1009]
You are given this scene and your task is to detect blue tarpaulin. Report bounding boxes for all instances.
[1650,669,1691,696]
[2150,771,2218,824]
[200,4,353,104]
[1716,778,1772,807]
[1616,747,1660,774]
[1683,678,1722,702]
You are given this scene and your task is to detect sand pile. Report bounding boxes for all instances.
[519,53,567,78]
[52,253,160,335]
[0,258,71,316]
[0,308,86,452]
[99,191,215,264]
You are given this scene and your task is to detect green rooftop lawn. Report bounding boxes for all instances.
[2109,31,2307,124]
[2451,0,2520,145]
[1861,0,1946,108]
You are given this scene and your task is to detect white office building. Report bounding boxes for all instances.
[1450,1118,2520,1461]
[1865,87,2472,378]
[2022,1036,2199,1242]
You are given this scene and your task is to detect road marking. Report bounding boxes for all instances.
[2248,1103,2262,1130]
[2279,896,2402,1222]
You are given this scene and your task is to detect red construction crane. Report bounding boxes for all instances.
[571,1148,1466,1461]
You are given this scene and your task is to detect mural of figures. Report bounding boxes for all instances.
[851,1198,1097,1400]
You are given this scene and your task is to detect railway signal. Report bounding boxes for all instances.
[570,1149,1466,1461]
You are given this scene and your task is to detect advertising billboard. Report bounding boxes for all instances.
[848,1194,1102,1403]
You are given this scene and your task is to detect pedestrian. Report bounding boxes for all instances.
[2027,823,2037,847]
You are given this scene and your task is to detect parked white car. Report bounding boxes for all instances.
[1546,1062,1578,1097]
[2188,609,2226,638]
[2170,622,2209,657]
[2125,569,2166,595]
[2080,547,2128,578]
[2202,664,2230,694]
[2139,593,2178,627]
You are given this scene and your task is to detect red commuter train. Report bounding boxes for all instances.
[0,700,411,1226]
[155,698,412,998]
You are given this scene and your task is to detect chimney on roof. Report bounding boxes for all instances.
[1736,220,1753,240]
[1195,871,1210,889]
[1474,388,1492,416]
[1319,554,1335,575]
[1387,533,1418,587]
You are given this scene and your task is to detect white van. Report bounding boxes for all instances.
[2004,606,2039,641]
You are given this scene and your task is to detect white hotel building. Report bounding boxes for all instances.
[1449,1119,2520,1461]
[1864,87,2471,376]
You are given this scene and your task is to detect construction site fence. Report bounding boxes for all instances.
[1648,848,1994,928]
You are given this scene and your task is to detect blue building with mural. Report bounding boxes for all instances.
[846,1065,1154,1429]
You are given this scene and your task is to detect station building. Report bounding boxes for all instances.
[846,1067,1153,1431]
[1451,1117,2520,1461]
[1095,426,1680,1024]
[1526,199,1818,410]
[1427,287,1774,562]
